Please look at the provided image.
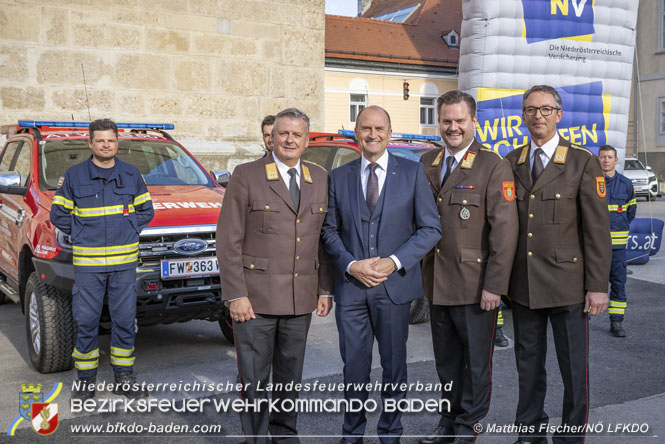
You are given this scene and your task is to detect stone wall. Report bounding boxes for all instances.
[0,0,325,172]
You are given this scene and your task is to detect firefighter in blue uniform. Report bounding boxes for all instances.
[598,145,636,337]
[50,119,154,399]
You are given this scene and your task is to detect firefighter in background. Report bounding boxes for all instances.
[598,144,636,337]
[51,118,154,399]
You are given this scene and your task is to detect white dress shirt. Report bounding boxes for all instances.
[440,141,473,183]
[272,152,300,190]
[530,133,559,171]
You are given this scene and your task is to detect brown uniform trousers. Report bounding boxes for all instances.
[504,139,611,444]
[421,140,518,440]
[216,155,332,444]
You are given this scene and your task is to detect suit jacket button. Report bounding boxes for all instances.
[296,256,300,260]
[296,219,301,223]
[264,205,270,210]
[438,197,442,202]
[528,233,533,238]
[294,273,298,278]
[250,264,255,269]
[528,213,534,219]
[462,200,468,205]
[527,251,533,257]
[573,257,578,263]
[555,193,561,199]
[530,194,535,199]
[436,248,440,253]
[296,237,301,242]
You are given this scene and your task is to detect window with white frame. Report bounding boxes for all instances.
[420,97,436,126]
[660,98,665,134]
[350,94,368,126]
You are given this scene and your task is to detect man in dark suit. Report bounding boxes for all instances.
[504,85,611,444]
[322,105,441,444]
[419,90,519,444]
[216,108,333,444]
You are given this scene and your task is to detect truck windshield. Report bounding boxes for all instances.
[38,139,215,190]
[624,159,645,170]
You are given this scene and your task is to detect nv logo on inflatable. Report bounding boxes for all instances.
[522,0,595,44]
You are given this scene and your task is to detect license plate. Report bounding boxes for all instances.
[161,257,219,279]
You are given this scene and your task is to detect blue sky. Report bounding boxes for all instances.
[325,0,358,17]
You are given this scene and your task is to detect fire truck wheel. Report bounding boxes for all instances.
[409,296,430,324]
[24,272,75,373]
[0,292,5,305]
[218,306,235,344]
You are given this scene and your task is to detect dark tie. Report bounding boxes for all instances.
[366,163,379,213]
[441,155,455,186]
[531,148,544,184]
[288,168,300,211]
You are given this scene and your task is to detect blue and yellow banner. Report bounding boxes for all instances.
[475,81,610,156]
[522,0,595,43]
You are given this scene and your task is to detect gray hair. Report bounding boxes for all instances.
[273,108,310,137]
[522,85,562,110]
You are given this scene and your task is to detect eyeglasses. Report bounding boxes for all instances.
[523,106,560,116]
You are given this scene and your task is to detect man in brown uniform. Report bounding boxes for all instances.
[419,91,519,444]
[216,108,333,444]
[504,85,611,444]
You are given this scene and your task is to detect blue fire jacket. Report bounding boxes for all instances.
[606,172,636,249]
[50,156,154,272]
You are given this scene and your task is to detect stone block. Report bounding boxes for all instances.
[281,28,324,68]
[51,89,114,113]
[73,23,142,49]
[145,29,190,53]
[261,39,282,62]
[142,0,188,14]
[230,20,279,38]
[117,93,145,115]
[189,0,243,19]
[92,0,141,8]
[193,33,229,55]
[1,87,45,111]
[0,3,41,43]
[183,95,237,119]
[164,14,217,32]
[269,67,286,98]
[115,54,169,90]
[113,10,161,26]
[150,96,183,115]
[174,59,211,92]
[287,69,322,100]
[242,2,271,22]
[37,51,101,85]
[217,61,268,96]
[42,7,70,45]
[0,45,29,82]
[270,2,301,26]
[302,6,324,29]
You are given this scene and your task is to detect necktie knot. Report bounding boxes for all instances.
[288,168,297,178]
[368,162,379,173]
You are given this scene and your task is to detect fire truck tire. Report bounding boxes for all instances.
[218,306,235,344]
[0,292,5,305]
[409,296,430,324]
[25,272,75,373]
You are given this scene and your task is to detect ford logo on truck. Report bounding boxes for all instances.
[174,238,208,255]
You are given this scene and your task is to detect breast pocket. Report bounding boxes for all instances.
[250,200,281,234]
[310,203,327,231]
[449,191,481,227]
[115,187,140,233]
[71,184,102,238]
[542,187,576,224]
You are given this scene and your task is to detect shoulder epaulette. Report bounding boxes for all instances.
[570,144,593,156]
[480,147,503,159]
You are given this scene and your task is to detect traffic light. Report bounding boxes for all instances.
[403,81,410,100]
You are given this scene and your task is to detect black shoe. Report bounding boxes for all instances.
[71,376,96,401]
[610,321,626,338]
[494,326,510,347]
[420,426,455,444]
[112,372,149,399]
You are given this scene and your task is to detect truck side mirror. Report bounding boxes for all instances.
[211,170,231,187]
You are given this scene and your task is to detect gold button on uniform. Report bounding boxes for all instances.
[296,219,301,224]
[296,256,300,260]
[555,193,561,199]
[530,194,535,199]
[264,205,270,210]
[436,248,440,253]
[528,233,533,238]
[294,273,298,278]
[527,251,533,257]
[249,264,255,269]
[438,197,442,202]
[529,213,534,219]
[573,257,578,263]
[296,237,301,242]
[319,207,323,212]
[462,200,468,205]
[476,258,482,263]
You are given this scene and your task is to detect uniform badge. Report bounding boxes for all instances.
[265,163,279,181]
[553,145,568,164]
[302,164,313,183]
[459,207,470,220]
[56,176,65,189]
[518,146,529,165]
[596,177,606,198]
[460,151,476,169]
[502,181,516,202]
[432,150,443,166]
